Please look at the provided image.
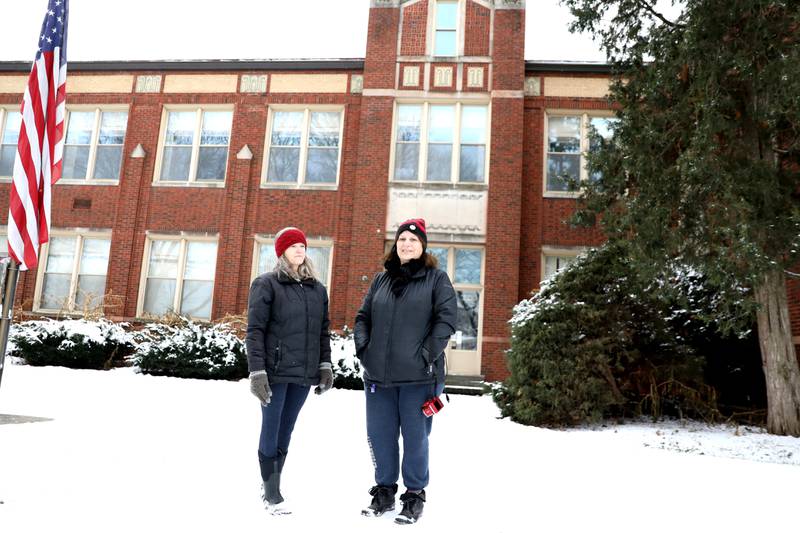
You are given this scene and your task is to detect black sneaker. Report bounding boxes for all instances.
[361,484,398,517]
[394,490,425,525]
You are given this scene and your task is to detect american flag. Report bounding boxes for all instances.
[7,0,69,271]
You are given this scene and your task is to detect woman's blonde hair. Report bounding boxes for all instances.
[273,253,318,281]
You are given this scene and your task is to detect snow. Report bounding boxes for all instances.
[0,363,797,533]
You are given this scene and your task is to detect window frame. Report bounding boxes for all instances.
[250,235,335,288]
[136,233,219,320]
[0,106,22,181]
[153,105,234,187]
[543,110,616,198]
[540,246,590,282]
[261,105,345,190]
[388,100,491,185]
[60,105,129,184]
[33,229,113,314]
[431,0,461,58]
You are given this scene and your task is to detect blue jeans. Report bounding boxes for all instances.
[365,382,445,491]
[258,383,310,469]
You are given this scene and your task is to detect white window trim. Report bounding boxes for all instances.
[0,224,8,258]
[543,110,616,198]
[153,105,233,187]
[0,106,20,182]
[540,246,590,282]
[136,233,219,320]
[33,229,113,314]
[261,105,345,190]
[60,105,129,184]
[388,100,491,185]
[429,0,462,58]
[251,235,335,288]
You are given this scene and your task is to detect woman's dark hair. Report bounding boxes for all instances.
[381,248,439,269]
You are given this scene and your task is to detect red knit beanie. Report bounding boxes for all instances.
[395,218,427,250]
[275,227,307,258]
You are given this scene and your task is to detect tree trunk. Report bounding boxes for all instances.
[754,268,800,436]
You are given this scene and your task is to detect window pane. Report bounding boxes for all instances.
[165,111,195,145]
[93,145,123,180]
[79,238,110,275]
[461,106,487,144]
[455,249,482,284]
[426,144,452,182]
[428,105,455,142]
[62,145,90,179]
[41,273,71,310]
[143,278,176,316]
[180,280,213,319]
[544,255,576,280]
[75,275,106,309]
[2,112,21,144]
[45,237,75,274]
[271,111,303,146]
[184,241,217,280]
[161,146,192,181]
[197,146,228,181]
[306,148,338,183]
[65,112,94,145]
[98,112,127,145]
[148,240,180,278]
[200,111,232,145]
[0,145,16,176]
[267,147,300,182]
[547,153,580,191]
[308,112,340,147]
[258,244,277,274]
[589,117,618,152]
[306,246,331,286]
[394,143,419,181]
[436,1,458,29]
[548,116,581,153]
[0,236,7,258]
[428,247,448,272]
[459,145,485,183]
[454,290,479,350]
[435,31,457,56]
[396,105,422,142]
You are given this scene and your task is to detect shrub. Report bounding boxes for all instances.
[132,318,247,380]
[331,326,363,390]
[9,318,134,370]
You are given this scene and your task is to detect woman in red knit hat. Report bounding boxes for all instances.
[354,218,457,524]
[245,226,333,515]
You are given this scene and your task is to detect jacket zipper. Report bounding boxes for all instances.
[384,288,397,385]
[300,280,310,383]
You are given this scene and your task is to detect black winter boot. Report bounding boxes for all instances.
[361,483,398,517]
[395,490,425,525]
[258,451,289,515]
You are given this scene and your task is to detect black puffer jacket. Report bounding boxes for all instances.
[246,271,331,386]
[354,263,457,386]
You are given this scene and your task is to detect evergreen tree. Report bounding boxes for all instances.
[562,0,800,434]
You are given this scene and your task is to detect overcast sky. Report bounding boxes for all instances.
[0,1,611,63]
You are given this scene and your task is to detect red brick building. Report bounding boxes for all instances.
[0,0,797,383]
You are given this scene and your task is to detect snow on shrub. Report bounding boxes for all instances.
[132,318,247,380]
[331,326,362,390]
[9,318,134,370]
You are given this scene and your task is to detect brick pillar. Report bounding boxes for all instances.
[481,2,526,382]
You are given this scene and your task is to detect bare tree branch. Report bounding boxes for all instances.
[635,0,686,28]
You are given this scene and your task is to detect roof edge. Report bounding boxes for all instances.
[0,59,366,73]
[525,61,612,73]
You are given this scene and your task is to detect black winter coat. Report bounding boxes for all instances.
[246,271,331,386]
[354,266,457,386]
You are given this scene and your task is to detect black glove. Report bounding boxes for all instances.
[314,363,334,395]
[249,371,272,405]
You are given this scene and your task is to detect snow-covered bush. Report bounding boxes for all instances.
[493,241,716,427]
[331,326,363,390]
[132,318,247,380]
[9,318,134,370]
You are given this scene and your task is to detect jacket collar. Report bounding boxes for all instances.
[275,270,316,286]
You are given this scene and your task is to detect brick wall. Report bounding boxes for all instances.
[464,0,491,56]
[400,0,429,56]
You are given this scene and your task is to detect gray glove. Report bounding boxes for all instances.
[249,370,272,405]
[314,363,334,395]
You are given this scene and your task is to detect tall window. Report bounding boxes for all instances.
[62,108,128,181]
[157,108,232,184]
[36,232,111,313]
[434,1,458,56]
[546,113,617,193]
[264,108,343,186]
[393,103,488,183]
[428,245,483,351]
[253,238,333,287]
[140,236,218,320]
[0,109,22,178]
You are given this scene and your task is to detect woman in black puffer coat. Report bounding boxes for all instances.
[246,227,333,516]
[354,218,456,524]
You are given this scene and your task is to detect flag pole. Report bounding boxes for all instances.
[0,259,21,391]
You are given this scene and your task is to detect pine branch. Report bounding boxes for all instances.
[635,0,685,29]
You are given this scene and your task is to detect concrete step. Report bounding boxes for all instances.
[444,374,486,396]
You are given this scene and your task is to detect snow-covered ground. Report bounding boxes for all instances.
[0,363,797,533]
